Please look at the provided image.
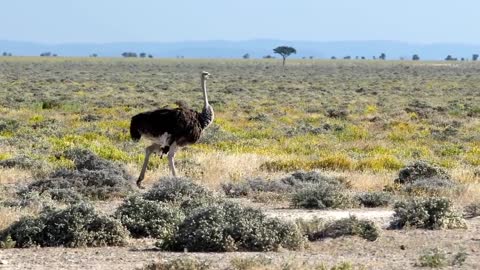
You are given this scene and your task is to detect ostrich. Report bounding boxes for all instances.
[130,71,214,188]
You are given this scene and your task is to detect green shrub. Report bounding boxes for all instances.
[395,161,451,184]
[143,257,211,270]
[464,201,480,219]
[0,203,128,248]
[308,216,379,241]
[389,197,466,230]
[291,183,354,209]
[115,196,184,241]
[0,235,16,249]
[162,202,304,252]
[143,177,219,215]
[355,192,391,208]
[22,148,133,200]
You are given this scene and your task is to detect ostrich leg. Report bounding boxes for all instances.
[167,143,178,177]
[137,144,159,188]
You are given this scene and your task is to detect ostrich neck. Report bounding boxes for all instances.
[202,78,209,108]
[199,78,214,129]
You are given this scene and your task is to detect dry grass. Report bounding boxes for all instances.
[0,168,32,185]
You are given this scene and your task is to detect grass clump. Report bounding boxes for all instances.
[115,196,184,241]
[308,216,379,241]
[0,203,128,248]
[143,257,210,270]
[21,148,133,200]
[463,201,480,219]
[389,197,466,230]
[416,248,447,268]
[355,192,391,208]
[161,201,305,252]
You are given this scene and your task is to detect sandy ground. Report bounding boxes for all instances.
[0,208,479,270]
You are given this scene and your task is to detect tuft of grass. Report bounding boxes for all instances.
[416,248,447,268]
[143,258,211,270]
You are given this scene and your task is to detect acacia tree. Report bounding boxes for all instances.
[273,46,296,66]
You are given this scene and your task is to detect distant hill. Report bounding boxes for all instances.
[1,39,480,60]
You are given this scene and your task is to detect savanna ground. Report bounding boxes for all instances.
[0,57,479,269]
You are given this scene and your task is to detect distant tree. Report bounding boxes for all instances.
[2,52,6,56]
[361,56,365,60]
[40,52,51,57]
[90,53,98,57]
[461,57,465,61]
[473,54,479,61]
[343,56,351,59]
[309,56,314,59]
[355,56,359,60]
[412,54,420,61]
[331,56,336,60]
[445,55,457,61]
[379,53,386,60]
[122,52,137,58]
[302,56,306,59]
[148,54,153,58]
[273,46,296,66]
[263,55,275,59]
[243,53,250,59]
[139,52,146,58]
[52,54,58,57]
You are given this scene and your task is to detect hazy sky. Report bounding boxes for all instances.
[1,0,479,43]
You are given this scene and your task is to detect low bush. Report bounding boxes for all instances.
[402,177,458,196]
[309,216,379,241]
[0,155,45,171]
[115,196,184,240]
[389,197,466,230]
[222,171,349,199]
[21,148,133,200]
[355,192,391,208]
[291,183,354,209]
[395,161,451,184]
[162,202,304,252]
[222,177,292,198]
[143,177,219,215]
[463,202,480,219]
[280,171,350,189]
[0,203,128,248]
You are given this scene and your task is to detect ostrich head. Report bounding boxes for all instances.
[201,71,210,80]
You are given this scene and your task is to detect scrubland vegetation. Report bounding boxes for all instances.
[0,58,479,269]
